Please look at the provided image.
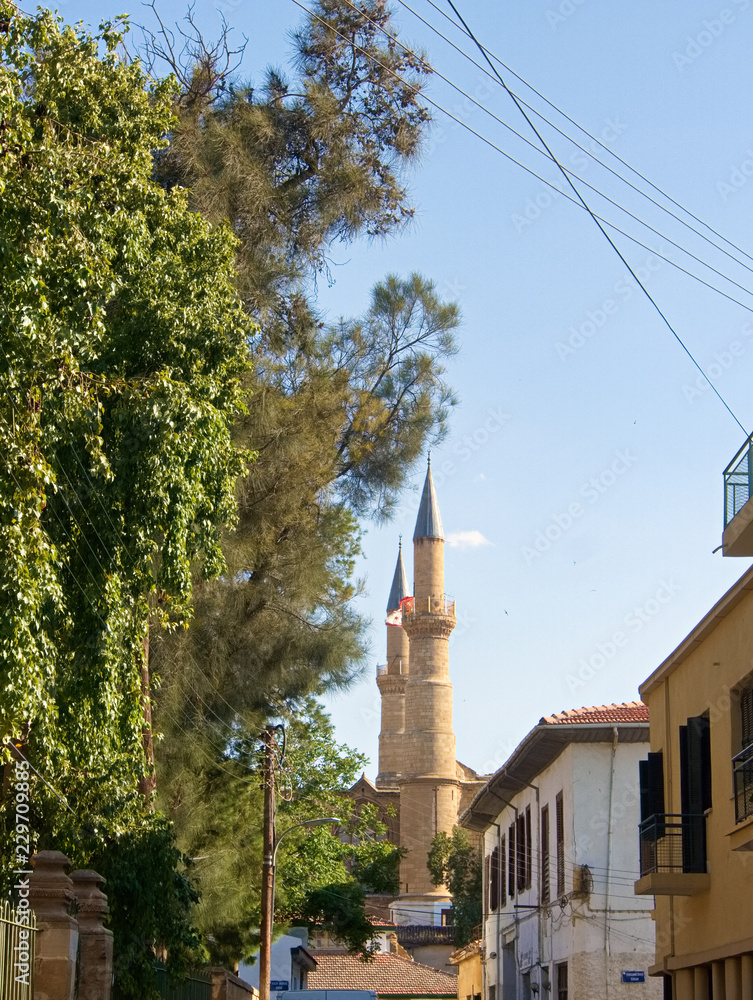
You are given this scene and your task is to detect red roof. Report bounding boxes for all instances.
[308,951,457,996]
[540,701,649,726]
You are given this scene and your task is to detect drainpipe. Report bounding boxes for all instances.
[604,726,618,1000]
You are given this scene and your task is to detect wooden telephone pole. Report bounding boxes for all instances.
[258,726,277,1000]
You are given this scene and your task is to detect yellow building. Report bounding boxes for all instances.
[449,940,482,1000]
[636,564,753,999]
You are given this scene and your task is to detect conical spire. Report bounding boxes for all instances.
[386,539,410,612]
[413,456,444,541]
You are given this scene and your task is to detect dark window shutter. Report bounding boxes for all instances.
[742,687,753,749]
[525,807,532,889]
[483,854,490,914]
[541,806,550,903]
[508,822,516,899]
[680,718,709,872]
[500,835,507,907]
[490,847,500,911]
[639,752,665,834]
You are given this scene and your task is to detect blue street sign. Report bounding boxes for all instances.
[622,971,646,983]
[270,983,289,991]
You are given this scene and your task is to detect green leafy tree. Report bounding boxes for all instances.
[144,1,459,963]
[428,828,482,947]
[0,5,252,995]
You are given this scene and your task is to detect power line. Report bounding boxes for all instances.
[419,0,753,271]
[442,0,748,437]
[384,0,753,290]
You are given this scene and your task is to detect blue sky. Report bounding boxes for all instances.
[60,0,753,778]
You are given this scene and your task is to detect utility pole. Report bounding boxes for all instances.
[258,726,276,1000]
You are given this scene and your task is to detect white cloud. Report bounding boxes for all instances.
[446,530,492,550]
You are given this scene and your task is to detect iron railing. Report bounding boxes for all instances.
[639,814,706,876]
[154,965,212,1000]
[401,595,456,617]
[0,899,35,1000]
[733,742,753,823]
[724,434,753,526]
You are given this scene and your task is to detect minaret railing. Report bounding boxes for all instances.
[401,595,456,618]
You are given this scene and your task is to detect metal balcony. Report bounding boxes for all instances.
[634,814,710,896]
[723,435,753,554]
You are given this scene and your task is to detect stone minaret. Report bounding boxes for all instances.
[393,458,458,923]
[376,542,410,789]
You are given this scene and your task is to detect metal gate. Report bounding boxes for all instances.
[0,899,36,1000]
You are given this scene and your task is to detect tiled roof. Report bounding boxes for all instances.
[308,951,457,996]
[540,701,649,726]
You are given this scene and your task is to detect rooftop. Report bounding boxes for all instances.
[308,951,457,996]
[541,701,649,726]
[461,702,650,832]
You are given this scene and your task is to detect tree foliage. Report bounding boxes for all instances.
[428,828,482,947]
[0,4,251,993]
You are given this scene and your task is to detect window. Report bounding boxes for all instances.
[516,813,526,892]
[489,986,496,1000]
[679,715,710,872]
[735,687,753,823]
[490,846,500,911]
[441,908,453,926]
[541,805,550,903]
[556,962,568,1000]
[742,687,753,749]
[500,835,507,907]
[555,792,565,897]
[525,806,532,890]
[508,822,516,899]
[483,854,490,914]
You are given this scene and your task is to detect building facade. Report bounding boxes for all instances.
[636,565,753,1000]
[462,704,661,1000]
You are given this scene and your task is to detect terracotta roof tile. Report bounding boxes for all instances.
[308,951,457,995]
[540,701,649,726]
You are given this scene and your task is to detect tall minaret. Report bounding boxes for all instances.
[393,458,458,924]
[376,541,410,789]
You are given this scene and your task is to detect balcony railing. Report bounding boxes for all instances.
[724,434,753,527]
[734,743,753,823]
[401,594,456,617]
[639,814,706,876]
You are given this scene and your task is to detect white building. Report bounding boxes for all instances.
[460,703,663,1000]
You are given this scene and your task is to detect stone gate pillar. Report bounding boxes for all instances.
[29,851,78,1000]
[72,870,113,1000]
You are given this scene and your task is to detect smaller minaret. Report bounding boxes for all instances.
[376,541,410,789]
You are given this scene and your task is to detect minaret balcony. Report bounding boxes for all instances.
[376,660,406,677]
[401,595,456,619]
[722,433,753,555]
